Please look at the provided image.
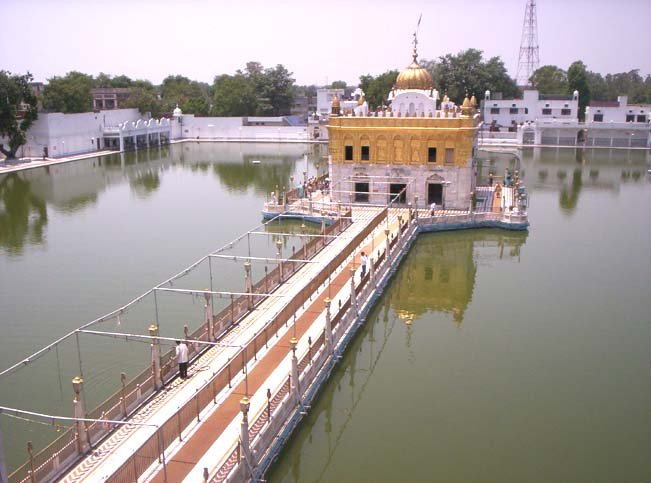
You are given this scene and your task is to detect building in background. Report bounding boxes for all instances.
[316,88,344,119]
[327,46,479,210]
[91,88,132,110]
[481,89,579,130]
[584,96,650,147]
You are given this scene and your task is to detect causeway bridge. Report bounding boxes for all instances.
[0,184,527,483]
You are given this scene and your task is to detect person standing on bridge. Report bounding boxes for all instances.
[176,340,189,379]
[360,252,368,278]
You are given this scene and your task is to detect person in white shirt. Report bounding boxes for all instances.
[175,340,189,379]
[360,252,368,278]
[430,202,436,216]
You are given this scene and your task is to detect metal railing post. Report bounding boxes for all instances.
[290,338,300,404]
[157,428,168,482]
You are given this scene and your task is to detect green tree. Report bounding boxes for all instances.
[567,61,590,120]
[330,80,347,89]
[124,86,161,117]
[359,70,399,109]
[160,75,211,115]
[586,71,608,101]
[530,65,568,94]
[42,71,94,113]
[94,73,133,88]
[262,64,295,116]
[212,74,258,116]
[0,71,38,159]
[424,49,520,104]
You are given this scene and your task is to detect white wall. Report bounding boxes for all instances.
[10,108,142,158]
[389,90,438,117]
[586,96,651,124]
[175,115,312,142]
[482,90,579,128]
[317,88,344,117]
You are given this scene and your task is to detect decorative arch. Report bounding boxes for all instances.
[392,135,404,163]
[343,135,355,162]
[360,134,371,162]
[376,135,388,162]
[409,136,421,164]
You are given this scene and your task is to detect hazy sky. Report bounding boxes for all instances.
[2,0,650,86]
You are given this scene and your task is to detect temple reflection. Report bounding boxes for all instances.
[390,230,528,326]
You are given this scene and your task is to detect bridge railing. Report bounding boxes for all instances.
[216,208,415,482]
[9,212,353,483]
[105,208,366,482]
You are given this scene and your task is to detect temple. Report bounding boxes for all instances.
[327,43,481,210]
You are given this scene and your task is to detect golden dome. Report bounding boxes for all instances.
[357,95,365,106]
[331,96,340,109]
[470,95,477,107]
[394,49,433,91]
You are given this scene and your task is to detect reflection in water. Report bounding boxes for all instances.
[129,170,161,199]
[480,147,650,213]
[0,173,47,255]
[0,143,326,256]
[391,230,527,325]
[268,229,528,482]
[559,169,583,214]
[212,161,294,194]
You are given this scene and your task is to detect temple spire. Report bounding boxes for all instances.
[412,13,422,61]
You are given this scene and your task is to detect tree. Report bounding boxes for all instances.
[124,87,161,117]
[94,73,133,88]
[586,71,608,101]
[261,64,295,116]
[42,71,94,113]
[424,49,520,104]
[530,65,568,94]
[0,71,38,159]
[567,61,590,120]
[212,74,258,116]
[359,70,399,109]
[160,75,211,115]
[330,80,347,89]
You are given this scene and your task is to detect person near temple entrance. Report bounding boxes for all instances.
[361,252,368,278]
[175,340,189,379]
[430,202,437,216]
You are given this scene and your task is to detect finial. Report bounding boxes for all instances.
[412,14,422,61]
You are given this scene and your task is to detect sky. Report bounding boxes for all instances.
[1,0,650,86]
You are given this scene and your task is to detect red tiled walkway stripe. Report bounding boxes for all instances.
[149,215,398,482]
[149,262,352,482]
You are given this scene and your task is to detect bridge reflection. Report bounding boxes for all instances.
[267,229,528,482]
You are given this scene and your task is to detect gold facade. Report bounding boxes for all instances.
[327,115,479,167]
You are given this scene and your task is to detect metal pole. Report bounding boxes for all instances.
[153,289,161,329]
[157,428,168,482]
[74,331,87,406]
[208,256,215,322]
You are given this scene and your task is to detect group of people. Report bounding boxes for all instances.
[299,176,329,199]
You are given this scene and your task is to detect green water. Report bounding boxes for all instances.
[1,145,649,480]
[0,142,326,471]
[267,148,651,482]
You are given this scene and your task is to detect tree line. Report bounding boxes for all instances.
[530,62,651,119]
[34,61,296,118]
[2,50,649,158]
